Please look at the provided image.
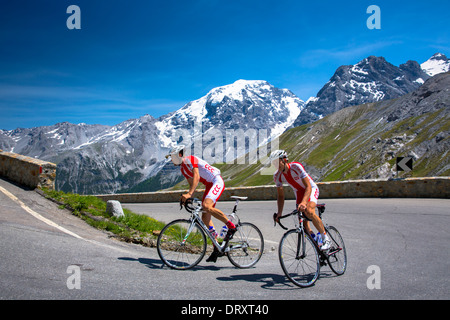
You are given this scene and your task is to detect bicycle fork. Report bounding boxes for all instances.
[182,220,198,245]
[295,219,307,260]
[295,232,306,260]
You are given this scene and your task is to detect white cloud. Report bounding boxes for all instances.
[298,40,403,68]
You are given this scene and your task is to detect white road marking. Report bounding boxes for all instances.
[0,185,84,239]
[0,186,143,255]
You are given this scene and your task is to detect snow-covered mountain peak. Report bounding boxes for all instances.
[207,80,271,104]
[160,81,270,125]
[421,53,450,76]
[3,53,445,195]
[293,55,431,126]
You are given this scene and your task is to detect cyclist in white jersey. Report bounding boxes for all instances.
[270,150,330,250]
[166,145,237,261]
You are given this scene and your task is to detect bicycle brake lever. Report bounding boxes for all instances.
[274,213,288,230]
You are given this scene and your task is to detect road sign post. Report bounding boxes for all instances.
[396,156,413,178]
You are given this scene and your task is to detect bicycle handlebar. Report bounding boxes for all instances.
[180,197,202,213]
[273,210,298,230]
[274,204,326,230]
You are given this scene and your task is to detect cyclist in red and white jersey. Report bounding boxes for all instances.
[180,154,222,191]
[166,145,237,261]
[270,150,330,250]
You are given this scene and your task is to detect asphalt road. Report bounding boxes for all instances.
[1,177,449,302]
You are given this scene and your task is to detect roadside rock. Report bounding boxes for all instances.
[106,200,124,218]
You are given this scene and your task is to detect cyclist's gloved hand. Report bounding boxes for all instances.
[273,213,279,226]
[180,193,192,204]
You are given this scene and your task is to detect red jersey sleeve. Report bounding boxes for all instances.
[186,155,199,168]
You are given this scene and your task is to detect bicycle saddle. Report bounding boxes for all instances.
[316,203,326,216]
[231,196,248,200]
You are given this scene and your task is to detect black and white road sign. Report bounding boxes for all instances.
[396,157,413,172]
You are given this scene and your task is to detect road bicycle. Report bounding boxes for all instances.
[157,196,264,270]
[274,203,347,287]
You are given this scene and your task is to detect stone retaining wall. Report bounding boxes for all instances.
[0,150,57,190]
[1,149,447,200]
[95,177,450,203]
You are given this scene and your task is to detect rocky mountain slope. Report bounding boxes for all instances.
[1,80,304,194]
[215,72,450,187]
[1,54,448,194]
[293,53,449,126]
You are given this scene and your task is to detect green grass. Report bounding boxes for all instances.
[41,188,166,245]
[305,120,369,168]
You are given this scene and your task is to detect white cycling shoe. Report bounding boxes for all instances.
[321,235,331,251]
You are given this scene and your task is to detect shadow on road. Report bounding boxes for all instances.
[118,257,165,269]
[118,257,337,290]
[216,273,299,290]
[216,269,337,290]
[118,256,235,272]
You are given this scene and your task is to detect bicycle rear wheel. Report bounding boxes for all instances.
[279,229,320,287]
[325,226,347,275]
[157,219,207,270]
[227,222,264,268]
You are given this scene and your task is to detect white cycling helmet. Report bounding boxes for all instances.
[269,150,288,169]
[269,150,288,161]
[166,144,185,165]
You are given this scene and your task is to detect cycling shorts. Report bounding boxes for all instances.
[203,175,225,206]
[295,186,319,205]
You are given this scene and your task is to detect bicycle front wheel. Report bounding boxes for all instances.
[227,222,264,268]
[279,229,320,287]
[325,225,347,275]
[157,219,207,270]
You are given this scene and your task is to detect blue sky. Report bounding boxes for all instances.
[1,0,449,130]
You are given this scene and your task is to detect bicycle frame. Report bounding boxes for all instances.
[275,205,347,286]
[184,199,241,254]
[158,196,263,270]
[277,209,343,262]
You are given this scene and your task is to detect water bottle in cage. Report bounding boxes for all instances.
[208,226,218,239]
[219,225,228,239]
